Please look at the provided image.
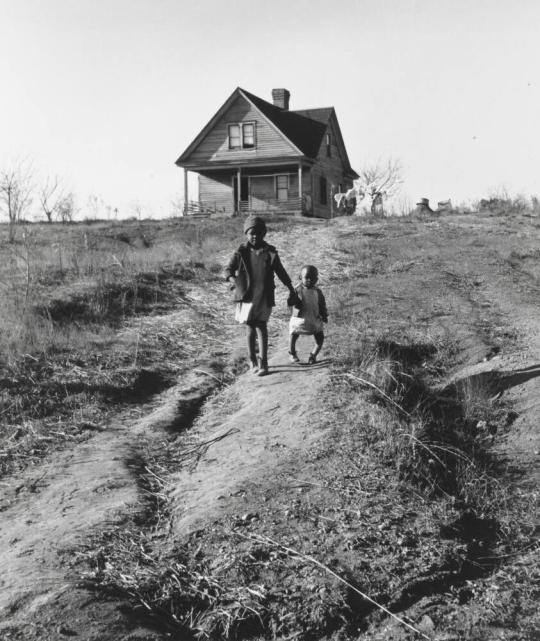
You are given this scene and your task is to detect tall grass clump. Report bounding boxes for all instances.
[331,328,511,520]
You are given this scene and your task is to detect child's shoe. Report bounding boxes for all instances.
[307,353,317,365]
[257,357,268,376]
[249,360,259,374]
[288,351,300,363]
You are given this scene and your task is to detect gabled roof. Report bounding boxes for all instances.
[176,87,357,177]
[293,107,334,125]
[240,89,328,158]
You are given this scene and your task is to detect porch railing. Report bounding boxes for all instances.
[183,200,226,217]
[239,197,302,214]
[182,197,304,217]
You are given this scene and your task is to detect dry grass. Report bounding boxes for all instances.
[0,217,246,479]
[3,212,539,640]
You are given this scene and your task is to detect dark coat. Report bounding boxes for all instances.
[224,242,293,306]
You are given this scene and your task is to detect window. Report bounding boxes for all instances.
[228,122,256,149]
[319,176,327,205]
[228,125,241,149]
[243,123,255,148]
[276,175,289,201]
[326,133,331,157]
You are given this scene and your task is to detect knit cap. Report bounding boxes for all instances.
[243,215,267,235]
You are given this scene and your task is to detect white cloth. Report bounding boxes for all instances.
[235,302,253,323]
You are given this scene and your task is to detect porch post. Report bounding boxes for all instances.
[237,167,241,215]
[183,168,188,216]
[298,163,303,215]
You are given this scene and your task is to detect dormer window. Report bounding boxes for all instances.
[228,122,256,150]
[326,132,331,157]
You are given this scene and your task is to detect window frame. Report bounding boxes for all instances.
[228,121,256,150]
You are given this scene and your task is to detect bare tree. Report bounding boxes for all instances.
[354,158,403,216]
[57,192,76,223]
[0,161,34,242]
[87,193,106,220]
[38,175,63,223]
[130,200,144,220]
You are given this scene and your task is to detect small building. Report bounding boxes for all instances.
[175,87,358,218]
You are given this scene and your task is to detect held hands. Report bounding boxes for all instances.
[287,291,302,309]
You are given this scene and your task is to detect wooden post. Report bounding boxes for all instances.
[237,167,241,214]
[183,168,188,216]
[298,163,303,215]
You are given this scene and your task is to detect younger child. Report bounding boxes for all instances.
[288,264,328,364]
[225,216,298,376]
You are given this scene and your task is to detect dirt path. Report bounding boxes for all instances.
[0,369,218,633]
[0,214,538,640]
[0,222,336,638]
[169,346,330,536]
[0,344,332,640]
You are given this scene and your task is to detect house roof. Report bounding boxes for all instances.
[176,87,358,177]
[293,107,334,125]
[240,89,330,159]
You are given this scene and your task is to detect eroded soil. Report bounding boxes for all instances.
[0,213,538,640]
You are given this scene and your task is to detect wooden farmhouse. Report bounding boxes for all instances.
[175,87,358,218]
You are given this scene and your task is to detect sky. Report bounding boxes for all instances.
[2,0,540,219]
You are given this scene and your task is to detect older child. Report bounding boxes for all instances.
[225,216,298,376]
[288,264,328,364]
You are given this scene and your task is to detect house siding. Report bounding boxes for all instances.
[198,171,234,216]
[188,94,300,164]
[311,115,354,219]
[249,173,300,212]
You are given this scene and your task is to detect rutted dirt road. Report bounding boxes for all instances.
[0,369,219,629]
[0,214,538,640]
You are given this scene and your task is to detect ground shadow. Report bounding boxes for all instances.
[270,358,330,373]
[447,364,540,398]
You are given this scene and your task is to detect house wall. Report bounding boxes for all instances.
[198,171,234,215]
[189,94,300,163]
[198,166,308,216]
[249,174,300,212]
[311,115,354,219]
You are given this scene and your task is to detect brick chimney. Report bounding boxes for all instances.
[272,88,290,110]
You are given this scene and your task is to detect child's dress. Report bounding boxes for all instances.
[234,246,272,323]
[289,284,325,335]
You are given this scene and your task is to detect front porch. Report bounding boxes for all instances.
[181,163,312,217]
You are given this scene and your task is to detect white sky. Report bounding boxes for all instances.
[2,0,540,218]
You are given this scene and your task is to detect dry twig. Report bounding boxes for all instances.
[235,531,432,640]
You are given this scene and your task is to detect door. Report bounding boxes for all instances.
[233,176,250,212]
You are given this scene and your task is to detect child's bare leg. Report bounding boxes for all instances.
[255,322,268,373]
[246,323,257,367]
[289,333,299,356]
[309,332,324,363]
